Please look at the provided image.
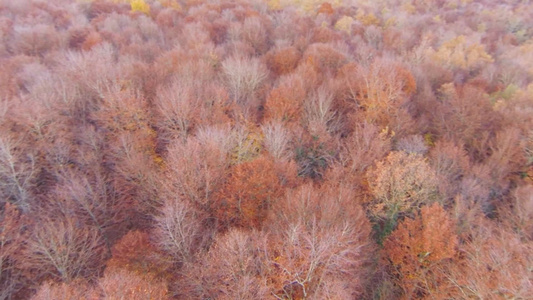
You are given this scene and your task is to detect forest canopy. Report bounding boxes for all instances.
[0,0,532,299]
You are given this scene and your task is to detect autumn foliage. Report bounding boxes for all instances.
[384,203,457,298]
[0,0,532,299]
[215,154,282,229]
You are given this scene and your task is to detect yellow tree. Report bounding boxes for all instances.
[367,151,439,237]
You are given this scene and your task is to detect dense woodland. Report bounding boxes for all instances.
[0,0,532,299]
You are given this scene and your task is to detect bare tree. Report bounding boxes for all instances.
[164,125,233,210]
[266,184,374,298]
[341,122,391,175]
[155,77,197,140]
[261,121,292,161]
[9,24,59,56]
[152,198,202,264]
[51,169,120,250]
[221,55,268,116]
[22,216,105,283]
[179,229,270,299]
[304,85,340,136]
[0,135,36,211]
[60,43,120,101]
[446,221,533,299]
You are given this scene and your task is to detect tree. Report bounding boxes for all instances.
[50,168,123,250]
[499,185,533,240]
[339,59,417,133]
[155,78,198,140]
[32,279,94,300]
[303,42,348,75]
[179,229,269,299]
[266,184,374,299]
[214,155,282,229]
[152,199,203,264]
[384,203,457,299]
[94,88,161,222]
[304,85,340,136]
[261,121,292,161]
[164,125,233,211]
[0,203,27,299]
[0,135,36,211]
[221,55,268,116]
[446,221,533,299]
[431,83,500,162]
[367,151,439,240]
[341,122,391,175]
[9,24,59,57]
[97,267,168,300]
[429,140,470,203]
[22,216,105,282]
[264,73,306,124]
[427,35,494,71]
[240,16,270,55]
[266,46,300,75]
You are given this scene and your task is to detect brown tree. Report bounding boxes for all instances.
[384,203,457,299]
[214,154,282,229]
[106,230,167,275]
[264,73,306,124]
[0,203,27,299]
[96,267,168,300]
[266,46,300,75]
[342,121,391,175]
[31,279,95,300]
